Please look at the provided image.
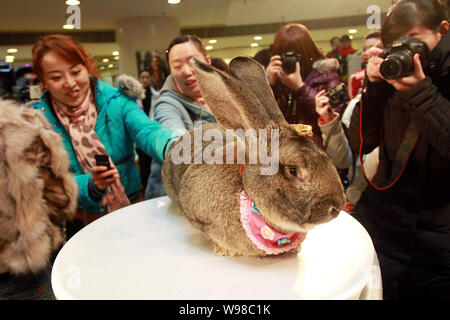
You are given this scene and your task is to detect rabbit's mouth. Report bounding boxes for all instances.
[263,198,342,234]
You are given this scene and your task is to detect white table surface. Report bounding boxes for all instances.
[51,196,382,300]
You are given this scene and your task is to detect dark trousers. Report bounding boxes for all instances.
[136,148,152,191]
[352,191,450,300]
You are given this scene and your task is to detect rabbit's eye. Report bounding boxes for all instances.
[288,167,298,177]
[285,166,304,181]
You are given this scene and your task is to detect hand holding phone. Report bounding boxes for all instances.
[92,154,117,191]
[94,154,111,170]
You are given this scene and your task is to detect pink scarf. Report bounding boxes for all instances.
[52,90,130,212]
[240,191,306,255]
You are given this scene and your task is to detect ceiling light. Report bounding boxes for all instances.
[7,48,18,53]
[63,24,75,30]
[112,51,119,56]
[102,58,109,63]
[250,43,259,47]
[253,36,262,41]
[114,56,119,60]
[348,29,357,34]
[349,35,354,40]
[108,64,114,68]
[65,0,80,5]
[5,55,14,63]
[100,66,105,70]
[205,46,213,51]
[208,39,217,44]
[168,0,181,4]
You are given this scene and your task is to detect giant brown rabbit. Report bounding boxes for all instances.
[162,57,345,257]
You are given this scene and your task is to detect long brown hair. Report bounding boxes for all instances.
[272,23,325,79]
[32,34,101,82]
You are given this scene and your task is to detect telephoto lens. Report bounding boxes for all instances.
[379,37,428,80]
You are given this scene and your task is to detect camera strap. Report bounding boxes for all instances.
[359,98,420,191]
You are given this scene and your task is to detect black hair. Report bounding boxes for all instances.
[253,47,272,68]
[382,0,448,46]
[165,35,207,65]
[341,35,352,43]
[139,69,150,76]
[16,66,34,79]
[329,36,340,44]
[364,30,382,40]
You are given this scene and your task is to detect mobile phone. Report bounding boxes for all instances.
[94,154,111,170]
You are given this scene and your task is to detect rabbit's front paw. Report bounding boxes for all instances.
[212,241,239,256]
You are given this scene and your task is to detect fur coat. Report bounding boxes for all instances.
[0,100,78,275]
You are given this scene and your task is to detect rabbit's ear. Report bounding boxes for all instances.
[228,57,286,125]
[192,59,272,131]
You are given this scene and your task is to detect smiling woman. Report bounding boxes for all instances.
[166,35,211,101]
[30,34,181,237]
[40,51,91,107]
[144,34,217,200]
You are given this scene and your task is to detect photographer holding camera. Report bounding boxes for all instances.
[12,66,40,104]
[267,23,342,147]
[348,0,450,299]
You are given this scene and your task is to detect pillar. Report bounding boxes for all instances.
[115,16,180,78]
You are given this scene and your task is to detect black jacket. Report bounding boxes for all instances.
[347,31,450,298]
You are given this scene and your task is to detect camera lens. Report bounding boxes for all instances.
[282,60,296,74]
[380,51,414,79]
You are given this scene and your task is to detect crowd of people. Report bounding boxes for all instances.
[0,0,448,300]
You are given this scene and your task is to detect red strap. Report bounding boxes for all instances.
[239,163,244,175]
[358,91,418,191]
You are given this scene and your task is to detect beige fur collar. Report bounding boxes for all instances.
[312,58,340,74]
[0,100,78,275]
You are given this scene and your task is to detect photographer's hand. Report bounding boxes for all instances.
[366,47,384,83]
[315,90,335,122]
[267,55,282,86]
[385,54,426,91]
[279,62,304,91]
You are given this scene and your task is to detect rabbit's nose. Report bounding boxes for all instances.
[329,206,340,217]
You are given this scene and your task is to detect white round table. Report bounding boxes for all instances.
[51,196,382,300]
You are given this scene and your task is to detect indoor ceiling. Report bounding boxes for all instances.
[0,0,392,68]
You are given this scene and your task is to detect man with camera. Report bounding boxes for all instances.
[348,0,450,299]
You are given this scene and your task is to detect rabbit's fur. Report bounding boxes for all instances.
[162,57,345,257]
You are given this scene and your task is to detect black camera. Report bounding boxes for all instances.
[324,83,347,106]
[379,37,429,80]
[280,51,302,74]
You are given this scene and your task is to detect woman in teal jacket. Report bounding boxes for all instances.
[31,34,180,230]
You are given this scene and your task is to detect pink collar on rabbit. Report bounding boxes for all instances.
[239,191,306,255]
